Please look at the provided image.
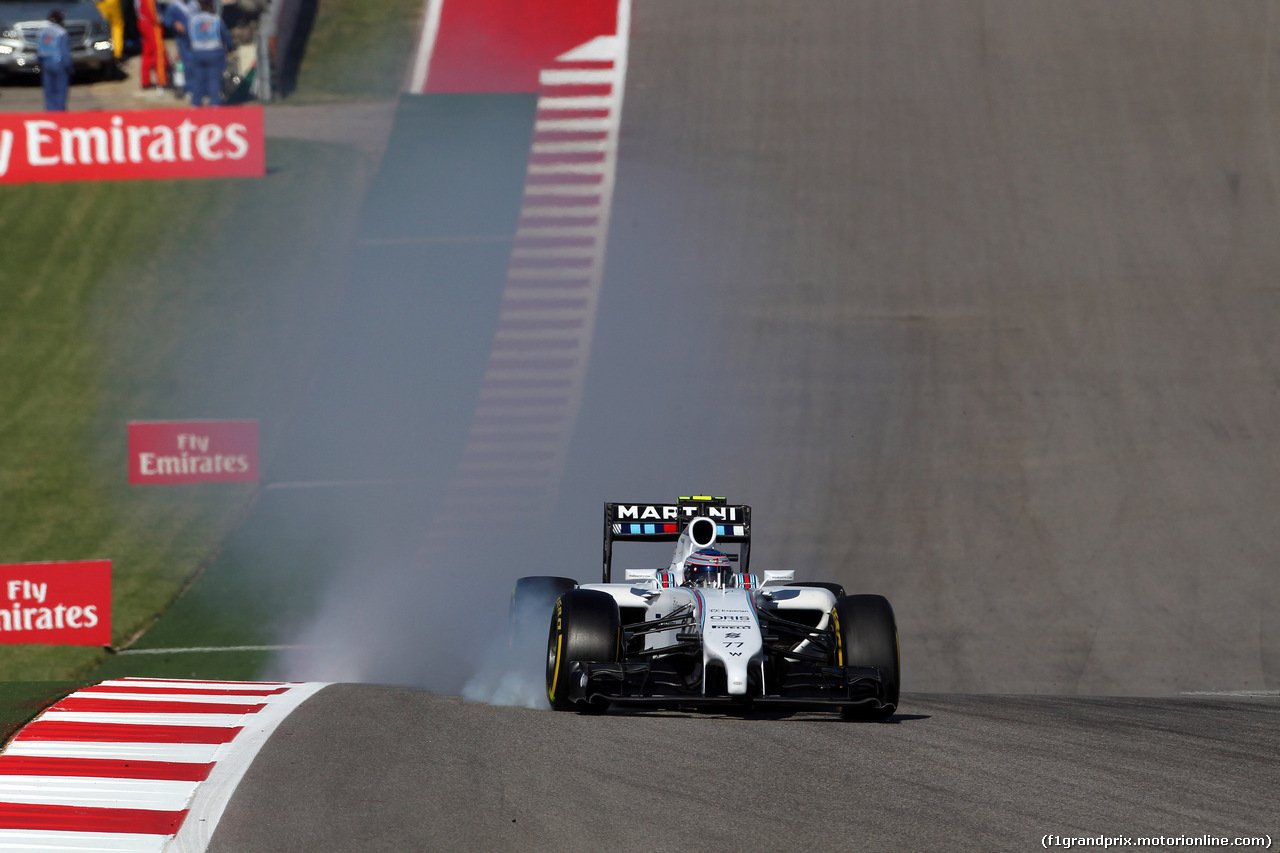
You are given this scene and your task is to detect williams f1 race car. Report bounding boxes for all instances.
[511,496,900,720]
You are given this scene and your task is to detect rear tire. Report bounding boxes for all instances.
[546,590,620,712]
[833,594,899,721]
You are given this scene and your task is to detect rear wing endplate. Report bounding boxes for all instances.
[602,497,752,582]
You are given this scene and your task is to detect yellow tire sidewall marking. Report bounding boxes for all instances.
[832,607,844,666]
[548,599,565,701]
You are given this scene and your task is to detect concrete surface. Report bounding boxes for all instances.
[0,52,396,153]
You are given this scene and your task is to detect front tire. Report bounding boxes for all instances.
[546,590,620,712]
[833,594,900,721]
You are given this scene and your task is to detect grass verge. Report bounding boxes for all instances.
[287,0,425,102]
[0,0,420,723]
[0,137,375,687]
[0,683,81,746]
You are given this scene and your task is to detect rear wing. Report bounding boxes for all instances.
[602,496,752,582]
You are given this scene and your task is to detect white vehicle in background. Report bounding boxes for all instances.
[511,496,900,720]
[0,1,113,81]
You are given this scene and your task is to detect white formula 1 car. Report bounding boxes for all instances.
[511,496,900,720]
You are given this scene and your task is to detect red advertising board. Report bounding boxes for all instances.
[0,107,265,184]
[423,0,620,92]
[0,561,111,646]
[128,420,259,485]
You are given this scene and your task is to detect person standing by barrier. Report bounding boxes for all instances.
[37,10,72,111]
[134,0,168,94]
[163,0,199,97]
[94,0,124,66]
[187,0,234,107]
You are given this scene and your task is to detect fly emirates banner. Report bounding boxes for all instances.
[0,106,264,184]
[0,561,111,646]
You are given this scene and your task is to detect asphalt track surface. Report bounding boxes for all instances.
[208,1,1280,848]
[209,686,1280,851]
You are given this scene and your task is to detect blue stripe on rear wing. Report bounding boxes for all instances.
[611,522,749,538]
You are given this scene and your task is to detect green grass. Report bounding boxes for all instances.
[0,0,419,724]
[0,138,374,685]
[0,683,81,745]
[287,0,424,102]
[92,649,275,682]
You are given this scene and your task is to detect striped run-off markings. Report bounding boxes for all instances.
[421,4,632,548]
[0,678,328,852]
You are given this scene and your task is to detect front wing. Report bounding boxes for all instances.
[562,659,893,711]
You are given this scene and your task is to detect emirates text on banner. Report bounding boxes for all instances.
[0,561,111,645]
[0,107,265,184]
[128,420,260,485]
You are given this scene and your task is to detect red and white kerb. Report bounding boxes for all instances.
[423,8,631,546]
[0,678,327,852]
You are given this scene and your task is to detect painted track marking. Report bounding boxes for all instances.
[421,3,632,548]
[0,678,328,852]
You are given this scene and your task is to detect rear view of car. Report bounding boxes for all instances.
[0,1,113,80]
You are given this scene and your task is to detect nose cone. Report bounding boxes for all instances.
[700,588,763,695]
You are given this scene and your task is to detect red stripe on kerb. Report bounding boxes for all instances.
[15,722,242,743]
[512,245,596,257]
[462,449,556,462]
[0,756,213,781]
[468,431,561,445]
[423,0,618,94]
[501,297,589,311]
[528,152,606,165]
[480,379,573,390]
[525,172,603,185]
[497,318,586,330]
[473,413,568,426]
[54,698,266,715]
[519,217,599,230]
[0,802,187,835]
[509,276,593,289]
[537,108,610,121]
[488,357,578,371]
[514,236,597,248]
[474,395,571,407]
[491,338,581,352]
[521,194,604,207]
[505,281,593,292]
[540,84,612,98]
[554,61,615,71]
[79,685,287,697]
[511,256,593,269]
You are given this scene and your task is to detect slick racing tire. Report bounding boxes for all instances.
[833,594,900,721]
[509,576,577,649]
[546,589,620,713]
[792,581,846,600]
